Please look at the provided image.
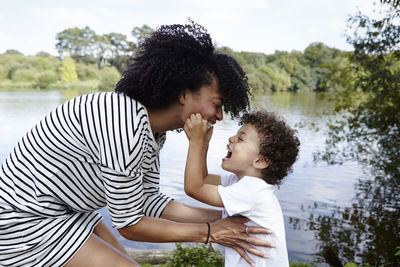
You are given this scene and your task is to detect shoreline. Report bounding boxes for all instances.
[127,249,172,264]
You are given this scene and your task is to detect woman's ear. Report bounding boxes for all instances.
[253,156,270,170]
[179,90,189,105]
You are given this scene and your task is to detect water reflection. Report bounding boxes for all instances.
[290,135,400,265]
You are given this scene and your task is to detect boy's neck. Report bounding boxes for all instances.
[235,169,264,180]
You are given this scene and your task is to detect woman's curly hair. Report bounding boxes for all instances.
[115,21,250,118]
[240,110,300,186]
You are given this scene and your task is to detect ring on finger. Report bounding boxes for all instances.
[245,226,249,235]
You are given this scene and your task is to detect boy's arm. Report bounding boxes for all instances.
[184,114,224,207]
[204,174,221,185]
[201,144,221,185]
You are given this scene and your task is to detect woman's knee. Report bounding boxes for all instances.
[93,220,128,255]
[65,234,139,267]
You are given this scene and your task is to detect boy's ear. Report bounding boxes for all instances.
[253,156,270,170]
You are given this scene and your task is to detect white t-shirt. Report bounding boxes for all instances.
[218,173,289,267]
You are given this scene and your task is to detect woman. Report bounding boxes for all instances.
[0,22,272,266]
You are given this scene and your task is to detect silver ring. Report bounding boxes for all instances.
[245,226,249,235]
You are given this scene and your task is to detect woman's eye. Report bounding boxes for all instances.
[238,137,243,142]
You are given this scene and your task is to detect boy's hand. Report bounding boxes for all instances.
[184,113,213,145]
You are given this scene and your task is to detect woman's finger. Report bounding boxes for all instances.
[231,246,255,267]
[237,227,275,247]
[234,239,269,259]
[245,226,272,235]
[245,235,275,247]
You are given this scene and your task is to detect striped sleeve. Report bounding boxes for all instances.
[80,92,152,229]
[142,135,172,218]
[142,172,172,218]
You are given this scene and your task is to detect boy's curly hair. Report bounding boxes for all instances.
[240,110,300,186]
[115,21,250,118]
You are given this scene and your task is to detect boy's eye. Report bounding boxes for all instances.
[238,137,244,142]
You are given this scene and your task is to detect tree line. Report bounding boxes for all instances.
[0,24,348,93]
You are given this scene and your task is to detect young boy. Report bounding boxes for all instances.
[183,110,300,267]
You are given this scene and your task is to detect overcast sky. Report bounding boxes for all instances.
[0,0,378,56]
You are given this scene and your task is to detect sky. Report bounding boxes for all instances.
[0,0,379,56]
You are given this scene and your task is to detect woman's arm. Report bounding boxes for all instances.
[161,200,222,223]
[118,215,272,266]
[118,216,208,243]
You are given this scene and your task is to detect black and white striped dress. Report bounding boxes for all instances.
[0,92,172,266]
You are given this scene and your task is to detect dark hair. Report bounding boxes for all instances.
[115,21,250,118]
[239,110,300,186]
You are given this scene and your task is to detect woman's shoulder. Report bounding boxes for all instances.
[74,92,147,115]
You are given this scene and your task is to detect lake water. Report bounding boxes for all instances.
[0,90,364,265]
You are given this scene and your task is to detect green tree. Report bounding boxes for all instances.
[237,51,266,68]
[35,51,52,58]
[4,49,23,55]
[105,32,136,72]
[319,0,400,167]
[56,26,97,62]
[258,64,291,91]
[94,34,111,69]
[131,24,154,45]
[269,51,312,91]
[60,56,78,82]
[310,2,400,265]
[304,43,342,91]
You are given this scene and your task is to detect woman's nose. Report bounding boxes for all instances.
[216,107,223,121]
[228,136,235,143]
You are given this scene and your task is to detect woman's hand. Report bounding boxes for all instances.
[184,113,213,146]
[210,216,274,266]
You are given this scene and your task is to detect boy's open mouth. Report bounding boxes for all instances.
[223,146,232,160]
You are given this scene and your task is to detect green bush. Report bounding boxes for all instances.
[36,70,58,89]
[12,68,36,82]
[290,263,317,267]
[32,56,60,71]
[166,243,223,267]
[98,66,121,91]
[0,54,25,79]
[0,65,6,81]
[60,56,78,82]
[47,80,99,92]
[0,80,36,89]
[76,63,100,81]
